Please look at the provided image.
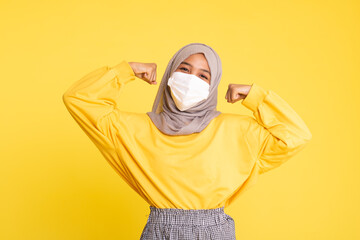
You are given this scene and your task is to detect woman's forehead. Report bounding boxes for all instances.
[178,53,210,71]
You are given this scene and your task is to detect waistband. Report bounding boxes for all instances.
[147,206,228,226]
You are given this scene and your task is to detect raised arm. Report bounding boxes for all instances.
[226,83,312,174]
[244,83,312,174]
[62,61,136,149]
[62,60,157,186]
[62,60,146,191]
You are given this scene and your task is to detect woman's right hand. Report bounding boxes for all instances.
[128,62,157,85]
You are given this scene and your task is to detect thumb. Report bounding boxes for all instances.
[231,92,240,102]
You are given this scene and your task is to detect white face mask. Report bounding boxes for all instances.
[167,71,210,111]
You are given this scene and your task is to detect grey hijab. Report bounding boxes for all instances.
[146,43,222,136]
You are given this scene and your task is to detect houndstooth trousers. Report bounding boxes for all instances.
[140,206,236,239]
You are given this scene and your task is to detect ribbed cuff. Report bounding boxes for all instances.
[112,60,136,83]
[241,83,268,112]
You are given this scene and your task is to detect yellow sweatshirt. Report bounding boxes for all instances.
[62,60,312,210]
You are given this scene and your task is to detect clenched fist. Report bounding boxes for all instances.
[128,62,157,85]
[225,84,252,104]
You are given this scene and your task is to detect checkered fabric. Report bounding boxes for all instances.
[140,206,236,239]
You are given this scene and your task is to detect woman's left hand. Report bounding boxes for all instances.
[225,84,252,104]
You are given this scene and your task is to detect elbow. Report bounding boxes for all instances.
[62,90,75,108]
[288,127,313,147]
[62,92,70,106]
[291,133,312,153]
[281,133,311,152]
[62,83,79,105]
[303,128,313,143]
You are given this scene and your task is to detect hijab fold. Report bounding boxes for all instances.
[146,43,222,136]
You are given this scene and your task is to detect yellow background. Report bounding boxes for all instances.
[1,0,359,239]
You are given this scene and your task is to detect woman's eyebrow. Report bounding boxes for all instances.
[180,61,211,76]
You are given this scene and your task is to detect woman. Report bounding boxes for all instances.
[63,43,312,239]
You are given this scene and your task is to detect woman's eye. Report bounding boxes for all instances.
[178,67,208,80]
[200,75,208,80]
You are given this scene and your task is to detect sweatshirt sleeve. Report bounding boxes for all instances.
[242,83,312,174]
[62,60,137,181]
